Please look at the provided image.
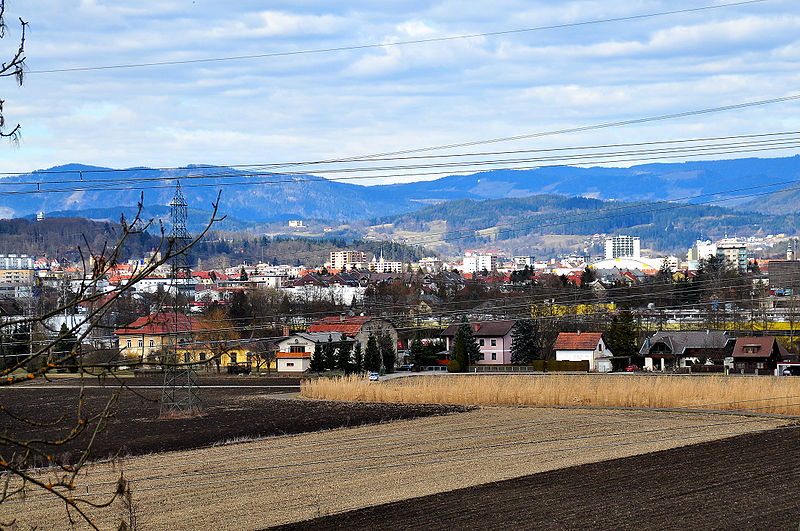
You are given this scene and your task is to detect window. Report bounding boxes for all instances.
[479,353,485,361]
[491,353,497,361]
[479,339,485,346]
[199,352,207,361]
[137,339,143,348]
[126,339,131,349]
[490,339,497,347]
[290,345,306,353]
[756,362,765,369]
[230,353,237,364]
[287,362,294,367]
[149,339,154,347]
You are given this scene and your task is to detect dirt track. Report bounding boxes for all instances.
[3,406,788,530]
[277,423,800,530]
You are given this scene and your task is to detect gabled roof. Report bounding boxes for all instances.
[440,320,516,338]
[114,312,197,336]
[732,336,788,358]
[308,315,374,336]
[554,332,604,351]
[640,331,732,356]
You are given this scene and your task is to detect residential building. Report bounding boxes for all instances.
[308,315,397,358]
[368,252,403,273]
[640,330,733,371]
[288,219,304,228]
[0,254,34,270]
[462,252,498,274]
[604,235,641,260]
[553,331,613,372]
[114,312,198,362]
[275,332,354,372]
[730,336,788,375]
[329,250,367,271]
[716,237,748,272]
[440,320,516,365]
[0,269,34,284]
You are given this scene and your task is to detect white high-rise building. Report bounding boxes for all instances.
[462,252,498,274]
[604,236,641,260]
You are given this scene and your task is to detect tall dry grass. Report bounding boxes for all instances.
[301,374,800,415]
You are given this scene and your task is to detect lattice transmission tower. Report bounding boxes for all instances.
[160,181,201,416]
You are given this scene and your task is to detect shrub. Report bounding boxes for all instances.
[447,359,462,373]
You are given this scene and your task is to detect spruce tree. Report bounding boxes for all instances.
[352,342,364,373]
[378,333,396,373]
[310,343,324,372]
[458,318,481,368]
[336,341,353,374]
[365,334,381,372]
[510,319,539,364]
[323,334,336,370]
[408,334,423,365]
[448,326,467,372]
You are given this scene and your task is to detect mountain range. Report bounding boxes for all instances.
[2,156,799,254]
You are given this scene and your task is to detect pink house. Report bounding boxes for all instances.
[441,320,516,364]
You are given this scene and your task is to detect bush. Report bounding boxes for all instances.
[447,359,462,373]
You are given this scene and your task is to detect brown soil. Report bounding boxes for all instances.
[0,380,466,465]
[275,424,800,531]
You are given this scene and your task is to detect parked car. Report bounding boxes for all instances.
[397,364,414,371]
[624,365,637,372]
[368,372,380,381]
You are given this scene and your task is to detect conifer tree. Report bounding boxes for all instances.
[510,319,539,364]
[310,343,324,372]
[378,332,396,373]
[336,341,352,373]
[408,334,423,365]
[365,334,381,372]
[352,341,364,373]
[323,334,336,370]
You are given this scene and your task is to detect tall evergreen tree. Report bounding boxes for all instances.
[510,319,539,364]
[608,307,638,357]
[448,326,467,372]
[352,342,364,373]
[378,333,396,374]
[408,334,424,365]
[323,334,336,370]
[310,343,325,372]
[458,318,482,368]
[52,323,79,373]
[336,341,353,373]
[364,334,381,372]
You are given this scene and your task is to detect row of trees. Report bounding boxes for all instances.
[308,333,396,374]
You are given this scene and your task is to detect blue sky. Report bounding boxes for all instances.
[0,0,799,181]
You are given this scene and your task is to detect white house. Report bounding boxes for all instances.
[554,331,613,372]
[275,331,354,372]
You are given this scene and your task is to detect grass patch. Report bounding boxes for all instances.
[301,374,800,414]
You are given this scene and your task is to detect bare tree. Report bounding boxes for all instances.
[0,0,26,141]
[0,195,223,528]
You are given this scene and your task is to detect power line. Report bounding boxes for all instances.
[26,0,768,75]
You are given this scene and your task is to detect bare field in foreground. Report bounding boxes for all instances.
[302,374,800,415]
[2,407,788,530]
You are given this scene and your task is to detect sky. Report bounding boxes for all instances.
[0,0,799,182]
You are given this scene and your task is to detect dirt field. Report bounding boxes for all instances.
[278,424,800,530]
[2,406,788,530]
[0,378,464,465]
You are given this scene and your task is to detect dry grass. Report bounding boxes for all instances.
[301,374,800,415]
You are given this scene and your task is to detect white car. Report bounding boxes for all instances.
[368,372,380,381]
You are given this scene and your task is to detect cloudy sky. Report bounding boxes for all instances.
[0,0,799,181]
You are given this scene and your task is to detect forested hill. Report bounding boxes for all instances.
[0,217,163,262]
[374,194,800,253]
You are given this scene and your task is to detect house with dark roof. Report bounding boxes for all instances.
[640,330,733,371]
[440,320,516,364]
[554,331,613,372]
[730,336,788,375]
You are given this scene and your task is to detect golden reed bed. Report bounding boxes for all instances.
[301,374,800,415]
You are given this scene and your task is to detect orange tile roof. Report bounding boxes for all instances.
[308,316,373,336]
[114,312,197,336]
[553,332,603,351]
